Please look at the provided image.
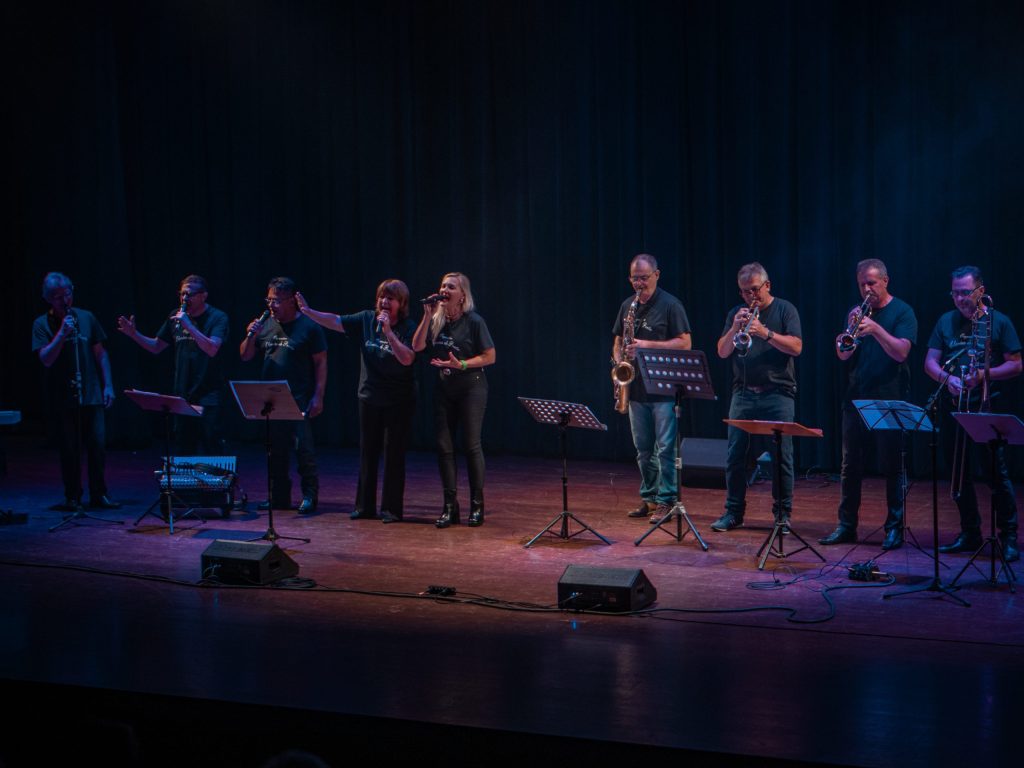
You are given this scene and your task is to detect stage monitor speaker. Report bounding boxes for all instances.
[557,564,656,612]
[200,539,299,585]
[680,437,728,488]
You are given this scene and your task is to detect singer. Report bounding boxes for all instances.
[117,275,229,453]
[296,280,416,523]
[412,272,495,528]
[31,272,119,511]
[240,277,327,514]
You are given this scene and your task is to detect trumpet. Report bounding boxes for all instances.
[732,303,760,356]
[612,290,641,414]
[951,293,994,499]
[836,297,873,353]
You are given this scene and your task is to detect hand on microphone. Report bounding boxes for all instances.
[376,310,391,334]
[246,311,270,339]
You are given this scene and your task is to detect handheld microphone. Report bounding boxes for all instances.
[247,310,271,338]
[421,293,443,305]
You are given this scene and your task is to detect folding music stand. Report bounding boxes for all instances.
[520,397,611,547]
[724,419,826,570]
[948,412,1024,593]
[230,381,310,544]
[633,349,714,550]
[125,389,203,534]
[852,399,932,556]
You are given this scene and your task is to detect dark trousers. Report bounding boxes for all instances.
[269,417,318,506]
[436,373,487,501]
[943,409,1018,537]
[174,405,225,456]
[837,405,904,532]
[725,389,795,520]
[355,398,415,518]
[56,405,107,501]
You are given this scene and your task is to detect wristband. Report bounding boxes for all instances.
[460,359,468,371]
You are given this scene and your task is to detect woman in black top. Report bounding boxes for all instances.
[412,272,496,528]
[298,280,416,523]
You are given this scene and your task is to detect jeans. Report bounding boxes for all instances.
[269,417,318,506]
[837,405,903,532]
[724,389,795,520]
[628,399,677,505]
[56,405,107,501]
[356,398,415,518]
[436,373,487,501]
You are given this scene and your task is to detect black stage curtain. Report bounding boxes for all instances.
[5,0,1024,477]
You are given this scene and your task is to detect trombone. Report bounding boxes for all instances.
[950,294,994,499]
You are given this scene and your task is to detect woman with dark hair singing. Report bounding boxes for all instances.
[412,272,496,528]
[298,280,416,523]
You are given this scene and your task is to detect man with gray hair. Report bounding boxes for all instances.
[712,262,803,531]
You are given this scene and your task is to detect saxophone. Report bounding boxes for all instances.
[612,290,641,414]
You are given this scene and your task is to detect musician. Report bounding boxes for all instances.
[924,266,1020,562]
[240,277,327,514]
[31,272,119,511]
[611,254,691,522]
[117,275,229,453]
[820,259,917,550]
[712,263,802,531]
[296,280,416,523]
[411,272,495,528]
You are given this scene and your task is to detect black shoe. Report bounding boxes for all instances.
[258,500,291,512]
[88,495,121,510]
[467,510,484,526]
[258,500,271,511]
[350,509,375,519]
[938,532,982,554]
[436,497,460,529]
[819,527,856,545]
[627,502,654,519]
[710,513,743,532]
[380,510,402,524]
[881,529,904,551]
[297,497,317,514]
[1000,536,1020,563]
[58,497,82,512]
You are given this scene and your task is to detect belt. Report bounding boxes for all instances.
[743,385,775,394]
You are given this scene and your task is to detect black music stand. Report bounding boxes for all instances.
[633,349,714,550]
[0,410,27,526]
[231,381,310,544]
[852,399,932,556]
[948,412,1024,593]
[520,397,611,547]
[125,389,203,534]
[724,419,827,570]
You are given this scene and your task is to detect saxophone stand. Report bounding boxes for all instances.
[724,419,826,570]
[948,412,1023,593]
[231,381,310,545]
[519,398,611,548]
[634,349,715,550]
[124,389,203,534]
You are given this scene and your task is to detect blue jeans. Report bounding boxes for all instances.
[629,399,677,505]
[725,389,795,520]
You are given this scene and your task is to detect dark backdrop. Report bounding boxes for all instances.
[4,0,1023,477]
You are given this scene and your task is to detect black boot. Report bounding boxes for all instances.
[436,491,460,528]
[468,493,484,527]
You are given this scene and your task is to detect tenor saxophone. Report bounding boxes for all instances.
[612,290,641,414]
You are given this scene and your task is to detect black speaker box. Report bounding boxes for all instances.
[680,437,728,488]
[557,564,657,612]
[201,539,299,585]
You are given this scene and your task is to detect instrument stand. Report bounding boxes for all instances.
[125,390,203,534]
[231,381,310,545]
[948,413,1024,593]
[724,419,826,570]
[885,383,967,604]
[633,349,716,550]
[519,398,610,548]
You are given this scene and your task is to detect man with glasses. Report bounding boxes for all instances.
[240,277,327,514]
[611,254,692,522]
[923,266,1021,561]
[711,263,803,532]
[820,259,917,551]
[32,272,119,511]
[118,274,230,453]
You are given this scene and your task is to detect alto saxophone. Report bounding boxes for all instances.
[612,290,641,414]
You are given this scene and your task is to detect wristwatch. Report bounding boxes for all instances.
[766,330,775,341]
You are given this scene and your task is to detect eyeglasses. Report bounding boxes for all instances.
[48,290,73,301]
[265,297,290,306]
[950,288,980,299]
[629,272,655,283]
[739,282,767,296]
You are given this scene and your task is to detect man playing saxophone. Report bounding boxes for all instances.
[611,254,691,522]
[820,259,917,550]
[712,263,802,532]
[924,266,1021,562]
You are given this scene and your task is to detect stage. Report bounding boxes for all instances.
[0,439,1020,767]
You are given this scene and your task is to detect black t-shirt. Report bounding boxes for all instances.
[156,305,230,406]
[340,309,416,405]
[612,288,691,402]
[32,308,108,408]
[927,308,1021,407]
[844,296,917,402]
[255,315,327,409]
[721,297,801,395]
[428,311,495,382]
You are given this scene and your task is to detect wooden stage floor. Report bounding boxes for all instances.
[0,439,1020,767]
